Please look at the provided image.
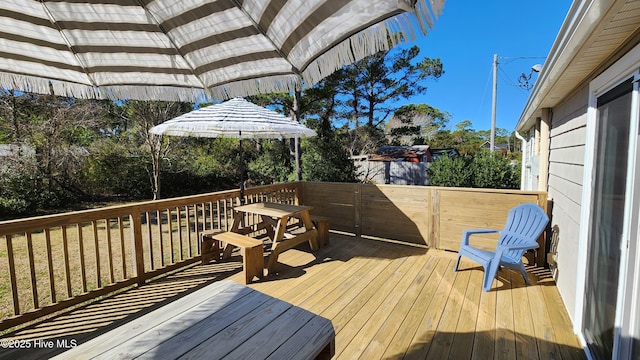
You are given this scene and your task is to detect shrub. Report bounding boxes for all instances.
[79,141,151,199]
[470,150,520,189]
[0,197,29,218]
[427,154,472,187]
[0,168,77,219]
[427,150,520,189]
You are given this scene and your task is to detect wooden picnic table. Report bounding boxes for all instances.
[52,280,335,359]
[231,202,320,275]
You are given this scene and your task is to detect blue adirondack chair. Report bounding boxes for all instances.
[454,203,549,291]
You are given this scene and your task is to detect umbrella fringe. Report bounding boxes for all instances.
[0,71,97,99]
[301,0,445,87]
[102,85,206,103]
[410,0,446,34]
[207,75,302,100]
[0,71,210,102]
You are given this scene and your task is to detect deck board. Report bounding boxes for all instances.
[426,264,471,360]
[333,252,421,358]
[1,233,585,360]
[449,266,483,360]
[405,257,457,360]
[472,270,497,360]
[361,256,439,359]
[512,268,539,359]
[528,273,563,359]
[381,257,446,359]
[495,270,517,360]
[340,254,433,359]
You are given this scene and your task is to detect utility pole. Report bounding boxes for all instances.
[490,53,498,153]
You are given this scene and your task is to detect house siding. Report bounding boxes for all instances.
[547,83,588,321]
[516,2,640,354]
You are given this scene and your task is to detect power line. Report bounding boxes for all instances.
[499,56,546,65]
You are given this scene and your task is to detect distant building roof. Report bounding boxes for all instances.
[479,141,510,152]
[430,148,460,160]
[370,145,431,162]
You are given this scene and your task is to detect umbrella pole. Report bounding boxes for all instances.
[239,135,245,205]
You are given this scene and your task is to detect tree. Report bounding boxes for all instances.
[386,103,450,145]
[0,92,113,215]
[247,93,301,179]
[248,85,358,183]
[326,45,443,154]
[119,100,192,200]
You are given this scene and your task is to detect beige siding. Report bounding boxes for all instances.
[548,174,584,209]
[547,83,589,321]
[548,203,582,321]
[549,162,584,187]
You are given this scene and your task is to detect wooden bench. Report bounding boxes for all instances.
[200,231,264,284]
[200,230,223,264]
[310,215,330,247]
[290,214,329,247]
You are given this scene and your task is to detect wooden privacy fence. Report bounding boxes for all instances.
[0,183,300,331]
[301,182,548,260]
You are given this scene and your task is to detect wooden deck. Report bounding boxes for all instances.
[1,233,584,359]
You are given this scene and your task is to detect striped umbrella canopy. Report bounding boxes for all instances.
[149,97,316,200]
[149,97,316,139]
[0,0,444,102]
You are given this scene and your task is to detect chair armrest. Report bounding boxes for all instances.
[461,229,500,246]
[502,242,539,251]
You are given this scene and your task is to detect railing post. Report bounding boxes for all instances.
[537,192,551,267]
[431,189,440,248]
[130,207,146,285]
[296,181,303,205]
[354,184,362,237]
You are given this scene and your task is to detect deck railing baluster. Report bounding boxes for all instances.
[118,218,126,279]
[44,228,56,303]
[146,212,154,271]
[105,219,114,284]
[157,210,165,267]
[92,220,101,288]
[26,232,38,309]
[5,234,19,315]
[61,225,72,298]
[77,224,87,293]
[167,208,174,264]
[187,205,193,258]
[177,207,183,261]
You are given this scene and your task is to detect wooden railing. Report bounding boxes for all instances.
[0,183,300,331]
[0,181,547,331]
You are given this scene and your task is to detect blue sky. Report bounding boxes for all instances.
[400,0,573,133]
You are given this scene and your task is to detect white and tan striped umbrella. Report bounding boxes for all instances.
[0,0,444,102]
[149,97,316,200]
[149,97,316,139]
